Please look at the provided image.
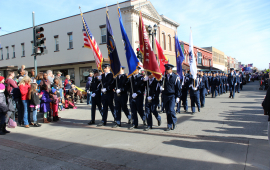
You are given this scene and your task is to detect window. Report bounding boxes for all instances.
[101,27,106,44]
[168,35,171,51]
[0,48,3,60]
[79,67,92,86]
[6,47,9,59]
[21,43,25,56]
[55,37,59,51]
[197,52,202,64]
[172,37,175,52]
[12,46,15,58]
[68,34,73,49]
[162,32,166,50]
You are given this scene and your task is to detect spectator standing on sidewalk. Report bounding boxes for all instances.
[19,76,31,128]
[47,70,54,86]
[39,73,51,92]
[64,75,72,95]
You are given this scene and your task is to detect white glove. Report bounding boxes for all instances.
[227,84,229,86]
[235,83,237,85]
[97,76,101,80]
[87,90,90,94]
[91,93,96,97]
[240,82,242,84]
[176,98,180,103]
[116,89,121,94]
[147,96,152,101]
[192,87,197,91]
[160,87,164,91]
[101,88,107,93]
[132,93,137,98]
[144,76,149,81]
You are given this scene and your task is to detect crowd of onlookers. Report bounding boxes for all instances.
[0,65,86,135]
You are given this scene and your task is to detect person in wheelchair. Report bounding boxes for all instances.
[69,84,83,103]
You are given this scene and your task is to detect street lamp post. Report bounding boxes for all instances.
[147,24,158,53]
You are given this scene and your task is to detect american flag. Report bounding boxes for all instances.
[81,14,103,70]
[248,63,253,67]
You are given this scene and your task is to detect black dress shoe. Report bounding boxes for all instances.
[229,96,231,98]
[88,121,95,125]
[97,122,106,126]
[128,125,138,130]
[143,120,147,126]
[112,124,121,128]
[33,123,41,127]
[165,127,171,131]
[198,108,200,112]
[191,112,195,115]
[158,119,161,126]
[127,119,132,124]
[201,105,204,108]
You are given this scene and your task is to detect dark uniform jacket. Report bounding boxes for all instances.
[227,73,236,86]
[128,74,145,97]
[101,73,114,93]
[90,77,101,97]
[163,73,180,98]
[145,78,160,103]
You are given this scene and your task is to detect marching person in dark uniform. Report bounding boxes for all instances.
[189,74,201,114]
[88,69,103,125]
[240,72,243,90]
[98,64,115,126]
[228,68,236,99]
[181,70,189,112]
[199,71,208,107]
[128,67,146,130]
[222,72,227,93]
[211,72,218,98]
[208,72,212,95]
[235,70,241,93]
[226,74,229,93]
[217,72,222,95]
[143,72,162,131]
[112,66,132,128]
[160,64,181,131]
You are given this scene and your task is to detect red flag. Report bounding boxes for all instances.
[155,38,168,74]
[139,11,162,81]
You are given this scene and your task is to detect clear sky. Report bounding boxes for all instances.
[0,0,269,70]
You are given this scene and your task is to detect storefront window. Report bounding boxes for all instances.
[79,67,92,86]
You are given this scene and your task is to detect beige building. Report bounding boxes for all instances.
[0,0,178,86]
[202,46,226,72]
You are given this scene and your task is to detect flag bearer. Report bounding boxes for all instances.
[143,72,162,131]
[112,66,131,128]
[128,67,146,130]
[189,75,201,114]
[98,64,115,126]
[88,69,103,125]
[160,64,181,131]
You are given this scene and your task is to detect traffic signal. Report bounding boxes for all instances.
[34,26,45,54]
[136,48,142,62]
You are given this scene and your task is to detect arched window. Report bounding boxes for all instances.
[162,32,166,50]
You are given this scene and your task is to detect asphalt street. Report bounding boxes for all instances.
[0,81,269,170]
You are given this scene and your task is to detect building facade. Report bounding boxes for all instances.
[0,0,178,87]
[180,41,213,71]
[201,46,226,72]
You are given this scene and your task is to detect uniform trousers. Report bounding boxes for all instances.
[199,88,206,107]
[211,86,218,98]
[114,93,131,125]
[229,85,236,98]
[163,95,177,129]
[130,95,145,127]
[145,100,161,128]
[101,92,114,124]
[91,96,102,121]
[190,92,200,113]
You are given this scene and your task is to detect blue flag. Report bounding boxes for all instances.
[106,11,121,77]
[118,7,140,77]
[175,34,185,80]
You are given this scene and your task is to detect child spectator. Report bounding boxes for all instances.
[39,73,51,92]
[0,76,10,135]
[64,75,72,95]
[19,76,31,128]
[51,88,60,121]
[65,95,77,109]
[70,84,83,103]
[28,81,42,127]
[40,84,52,123]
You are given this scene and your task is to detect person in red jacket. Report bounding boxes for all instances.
[19,76,31,128]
